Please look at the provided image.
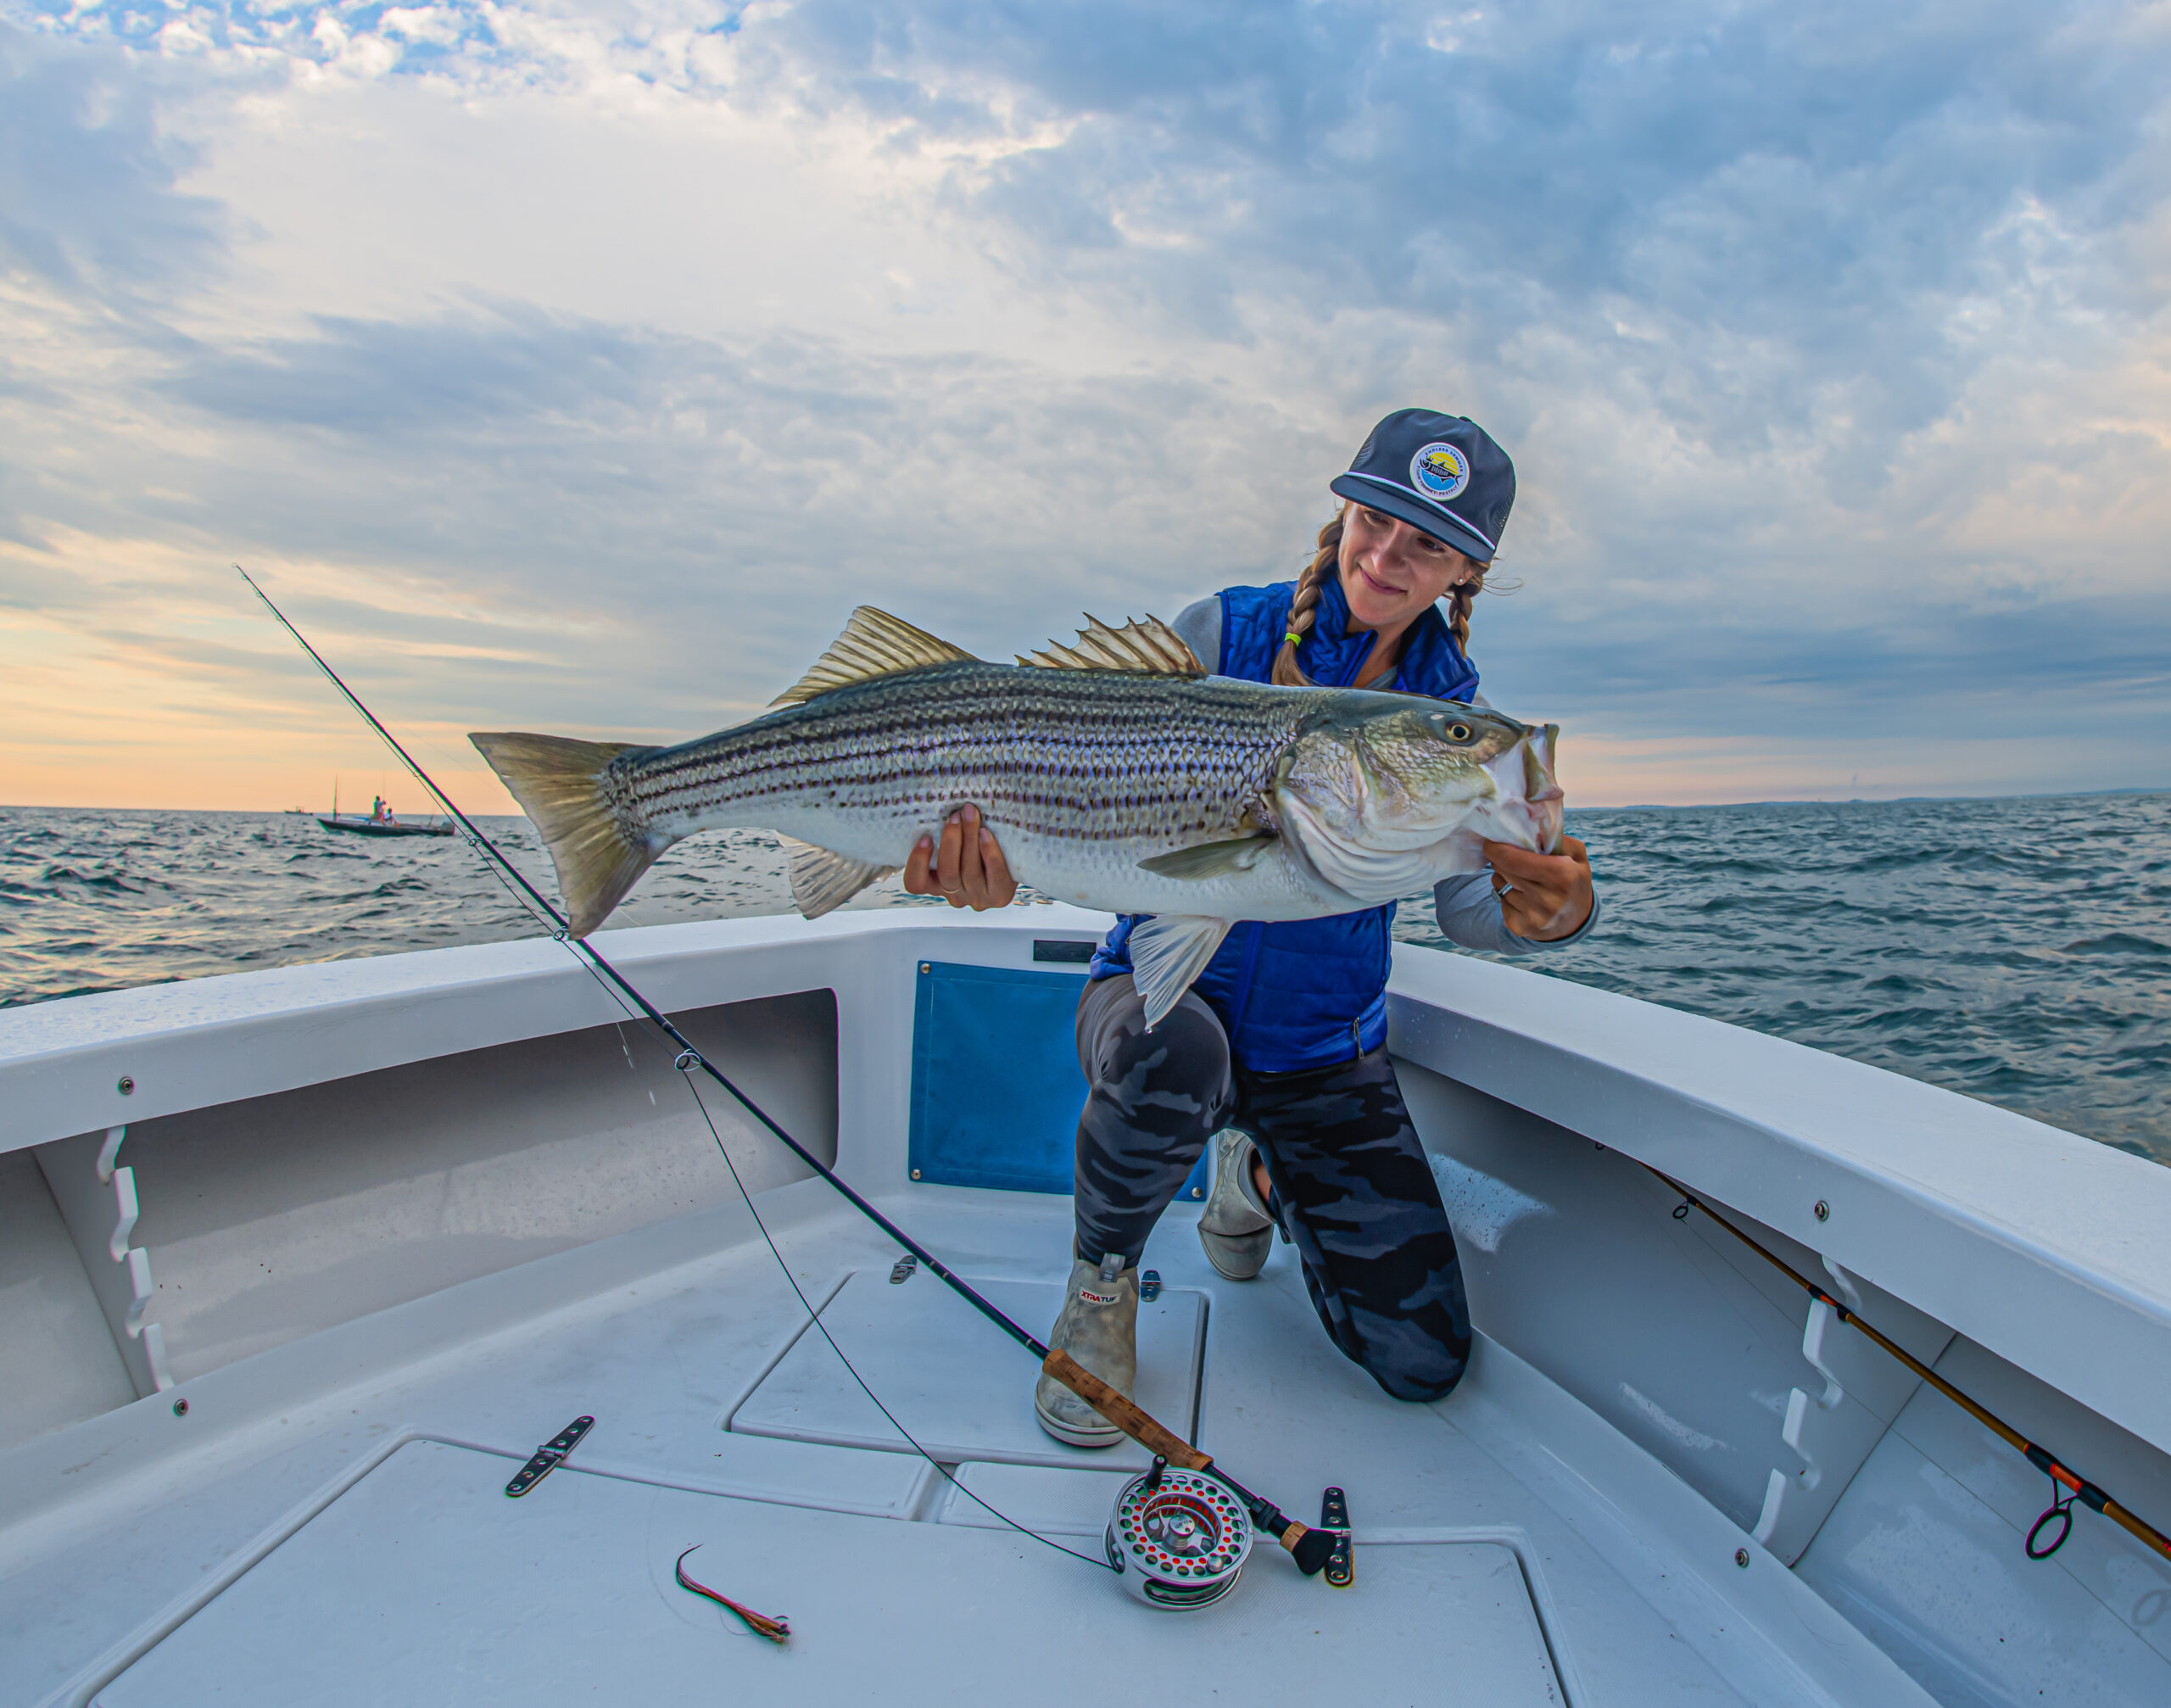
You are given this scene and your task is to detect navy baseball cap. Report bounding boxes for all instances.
[1329,409,1515,565]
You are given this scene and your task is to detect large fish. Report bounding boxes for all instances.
[472,607,1564,1026]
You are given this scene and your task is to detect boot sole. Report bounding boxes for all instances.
[1034,1398,1125,1448]
[1197,1224,1273,1281]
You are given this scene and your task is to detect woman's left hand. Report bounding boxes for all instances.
[901,804,1019,910]
[1483,836,1593,941]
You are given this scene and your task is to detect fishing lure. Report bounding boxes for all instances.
[675,1546,790,1644]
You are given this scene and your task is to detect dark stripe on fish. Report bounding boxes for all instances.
[617,665,1298,844]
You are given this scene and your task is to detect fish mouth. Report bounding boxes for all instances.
[1478,723,1564,854]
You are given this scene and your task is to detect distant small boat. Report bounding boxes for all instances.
[315,784,455,838]
[315,813,455,839]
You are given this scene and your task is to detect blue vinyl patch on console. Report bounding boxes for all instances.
[908,960,1209,1202]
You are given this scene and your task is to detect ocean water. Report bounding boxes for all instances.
[3,794,2166,1168]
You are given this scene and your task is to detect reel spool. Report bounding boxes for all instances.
[1104,1462,1253,1610]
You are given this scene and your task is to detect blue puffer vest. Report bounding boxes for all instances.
[1088,574,1478,1071]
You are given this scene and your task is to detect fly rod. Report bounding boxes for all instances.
[239,566,1335,1577]
[1648,1163,2171,1566]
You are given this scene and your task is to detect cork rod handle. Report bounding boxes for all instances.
[1041,1349,1212,1471]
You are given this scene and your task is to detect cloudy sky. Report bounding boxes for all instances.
[3,0,2168,812]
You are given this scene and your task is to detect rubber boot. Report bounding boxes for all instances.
[1034,1253,1138,1448]
[1196,1127,1275,1281]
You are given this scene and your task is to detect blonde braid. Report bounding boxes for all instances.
[1447,573,1481,654]
[1270,510,1343,687]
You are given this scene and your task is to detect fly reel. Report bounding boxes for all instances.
[1104,1461,1253,1610]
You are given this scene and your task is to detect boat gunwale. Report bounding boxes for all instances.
[4,905,2168,1460]
[1385,947,2171,1460]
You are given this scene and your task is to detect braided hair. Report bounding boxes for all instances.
[1270,505,1484,688]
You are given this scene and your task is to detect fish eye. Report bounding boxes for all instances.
[1427,713,1474,743]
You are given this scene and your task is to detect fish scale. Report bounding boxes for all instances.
[629,667,1301,852]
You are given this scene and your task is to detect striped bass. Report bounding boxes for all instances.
[472,607,1564,1026]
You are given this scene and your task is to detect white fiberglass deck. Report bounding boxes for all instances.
[96,1438,1562,1706]
[3,907,2168,1707]
[3,1164,1911,1706]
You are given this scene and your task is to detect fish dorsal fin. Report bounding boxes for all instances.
[1017,614,1203,677]
[771,606,980,706]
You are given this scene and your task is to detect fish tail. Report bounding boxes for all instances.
[470,732,660,937]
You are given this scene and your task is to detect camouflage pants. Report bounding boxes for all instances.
[1072,974,1471,1403]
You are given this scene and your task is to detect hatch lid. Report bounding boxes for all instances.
[729,1269,1206,1470]
[97,1438,1563,1705]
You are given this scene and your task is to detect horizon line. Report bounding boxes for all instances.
[3,783,2167,818]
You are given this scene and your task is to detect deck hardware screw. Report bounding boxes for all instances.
[172,1398,188,1417]
[1192,1187,1203,1199]
[920,963,931,974]
[1734,1548,1750,1568]
[911,1169,922,1181]
[1814,1200,1830,1223]
[117,1075,135,1096]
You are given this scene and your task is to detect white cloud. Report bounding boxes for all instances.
[2,0,2168,808]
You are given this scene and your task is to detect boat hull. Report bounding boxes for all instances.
[316,815,455,837]
[2,910,2166,1708]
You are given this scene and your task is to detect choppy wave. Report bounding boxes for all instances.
[1390,792,2171,1168]
[4,793,2167,1167]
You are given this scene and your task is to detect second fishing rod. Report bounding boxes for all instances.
[239,567,1337,1582]
[1649,1163,2171,1568]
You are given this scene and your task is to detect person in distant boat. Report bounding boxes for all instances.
[904,409,1598,1446]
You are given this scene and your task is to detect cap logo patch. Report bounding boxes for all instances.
[1412,442,1471,501]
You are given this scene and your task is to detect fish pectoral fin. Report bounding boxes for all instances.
[470,733,663,938]
[1017,614,1203,677]
[1136,835,1279,879]
[1128,914,1233,1031]
[771,607,980,706]
[779,836,896,918]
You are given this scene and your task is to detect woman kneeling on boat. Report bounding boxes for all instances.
[905,409,1599,1446]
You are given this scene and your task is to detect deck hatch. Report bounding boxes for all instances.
[728,1268,1205,1470]
[97,1439,1564,1705]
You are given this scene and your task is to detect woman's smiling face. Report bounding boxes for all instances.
[1337,502,1481,634]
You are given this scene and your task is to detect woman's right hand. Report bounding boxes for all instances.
[1484,835,1593,940]
[902,804,1018,910]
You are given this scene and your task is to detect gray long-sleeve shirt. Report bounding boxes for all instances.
[1169,595,1598,957]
